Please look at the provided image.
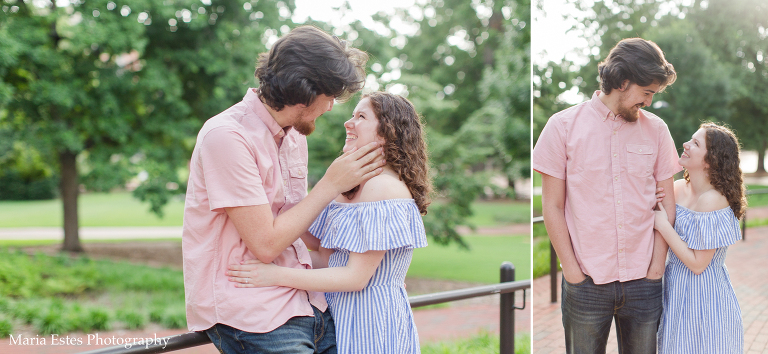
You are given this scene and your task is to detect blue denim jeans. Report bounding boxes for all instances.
[562,275,662,354]
[205,306,336,354]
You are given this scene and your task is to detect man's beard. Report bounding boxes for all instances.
[292,119,316,136]
[291,108,317,136]
[616,94,641,122]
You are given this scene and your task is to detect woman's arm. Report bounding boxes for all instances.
[654,202,715,275]
[227,250,386,292]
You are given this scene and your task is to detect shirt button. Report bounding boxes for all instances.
[618,225,622,229]
[617,200,621,205]
[613,131,617,135]
[639,149,643,152]
[613,153,617,157]
[619,249,624,253]
[614,176,618,181]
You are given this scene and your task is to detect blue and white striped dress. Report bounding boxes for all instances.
[308,199,427,354]
[657,204,743,354]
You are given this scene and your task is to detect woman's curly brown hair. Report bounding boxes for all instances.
[341,92,433,215]
[683,123,747,219]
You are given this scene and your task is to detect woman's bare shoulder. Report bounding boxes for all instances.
[693,189,729,213]
[356,174,412,202]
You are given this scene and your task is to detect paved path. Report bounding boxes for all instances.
[532,225,768,353]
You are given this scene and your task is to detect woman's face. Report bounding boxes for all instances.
[679,128,708,170]
[343,98,384,153]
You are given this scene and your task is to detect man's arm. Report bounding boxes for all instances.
[541,173,585,284]
[228,250,386,292]
[646,177,675,279]
[227,143,384,263]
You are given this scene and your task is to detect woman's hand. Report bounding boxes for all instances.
[654,202,670,231]
[655,187,665,204]
[227,259,281,288]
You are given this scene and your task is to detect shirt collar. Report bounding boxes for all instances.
[589,90,619,122]
[244,88,291,140]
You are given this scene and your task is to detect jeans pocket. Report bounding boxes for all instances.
[640,276,662,284]
[564,275,591,287]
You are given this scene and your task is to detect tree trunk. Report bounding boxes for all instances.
[60,150,83,252]
[757,139,767,175]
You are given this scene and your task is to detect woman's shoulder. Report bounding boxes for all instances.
[691,189,729,213]
[355,173,412,203]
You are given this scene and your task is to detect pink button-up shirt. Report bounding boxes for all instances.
[532,91,682,285]
[182,88,327,333]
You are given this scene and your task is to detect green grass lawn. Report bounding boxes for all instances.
[0,192,529,228]
[409,235,530,283]
[747,184,768,208]
[0,192,186,227]
[469,200,530,226]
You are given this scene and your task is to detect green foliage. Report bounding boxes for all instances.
[0,249,185,335]
[0,250,98,298]
[0,315,12,338]
[116,310,146,330]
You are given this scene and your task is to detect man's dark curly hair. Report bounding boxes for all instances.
[342,92,433,215]
[598,38,677,94]
[255,25,368,111]
[683,123,747,219]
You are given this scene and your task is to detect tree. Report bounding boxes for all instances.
[0,0,288,251]
[691,0,768,173]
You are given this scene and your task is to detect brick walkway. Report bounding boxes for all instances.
[532,225,768,353]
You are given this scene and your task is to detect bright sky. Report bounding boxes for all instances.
[293,0,421,35]
[532,0,591,67]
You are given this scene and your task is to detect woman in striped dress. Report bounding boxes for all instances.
[653,123,745,353]
[227,92,431,353]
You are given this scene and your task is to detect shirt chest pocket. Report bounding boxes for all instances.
[288,164,308,190]
[626,144,654,178]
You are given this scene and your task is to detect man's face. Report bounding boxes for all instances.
[616,82,661,122]
[292,94,335,136]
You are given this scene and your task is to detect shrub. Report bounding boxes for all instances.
[0,316,12,338]
[117,310,146,330]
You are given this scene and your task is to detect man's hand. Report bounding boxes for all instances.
[318,142,385,195]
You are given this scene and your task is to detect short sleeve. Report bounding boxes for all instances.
[319,200,428,253]
[683,208,742,250]
[199,127,269,211]
[654,120,683,182]
[308,204,332,240]
[532,115,567,180]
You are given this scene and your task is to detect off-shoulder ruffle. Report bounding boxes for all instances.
[308,199,427,253]
[675,204,741,250]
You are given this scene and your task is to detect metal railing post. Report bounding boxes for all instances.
[549,242,557,303]
[500,262,515,354]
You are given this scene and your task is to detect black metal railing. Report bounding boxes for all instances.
[534,188,768,303]
[79,262,530,354]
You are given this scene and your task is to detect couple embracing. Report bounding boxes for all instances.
[534,38,745,353]
[182,26,430,353]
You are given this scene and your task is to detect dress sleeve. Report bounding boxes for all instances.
[320,200,428,253]
[685,208,742,250]
[308,204,332,241]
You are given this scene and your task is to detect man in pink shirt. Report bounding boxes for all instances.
[533,38,681,353]
[182,26,382,354]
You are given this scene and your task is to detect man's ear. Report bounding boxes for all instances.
[619,80,630,91]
